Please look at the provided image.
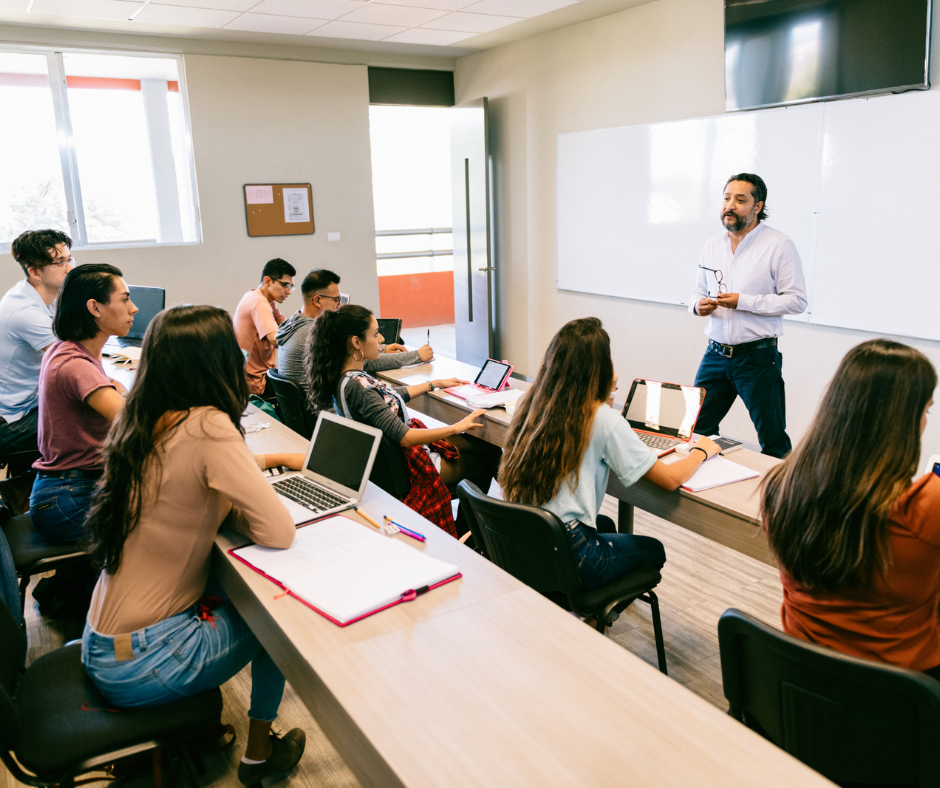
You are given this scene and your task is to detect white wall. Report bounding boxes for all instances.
[0,51,381,318]
[455,0,940,467]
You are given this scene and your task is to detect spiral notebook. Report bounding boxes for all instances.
[230,515,461,626]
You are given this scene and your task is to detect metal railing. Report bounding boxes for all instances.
[375,227,452,260]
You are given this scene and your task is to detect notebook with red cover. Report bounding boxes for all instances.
[229,515,461,627]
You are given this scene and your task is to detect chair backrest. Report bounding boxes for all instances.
[266,369,314,439]
[369,435,411,500]
[718,608,940,787]
[0,602,23,756]
[456,481,582,595]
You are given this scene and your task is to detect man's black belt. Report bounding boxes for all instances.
[708,337,777,359]
[37,469,104,481]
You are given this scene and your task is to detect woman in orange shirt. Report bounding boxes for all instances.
[762,338,940,675]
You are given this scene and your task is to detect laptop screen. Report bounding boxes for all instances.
[306,416,378,491]
[127,286,166,340]
[622,380,704,440]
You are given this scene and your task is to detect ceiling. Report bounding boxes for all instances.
[0,0,656,58]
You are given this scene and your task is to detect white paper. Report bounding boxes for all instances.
[680,456,759,492]
[282,187,310,223]
[234,516,459,624]
[245,185,273,204]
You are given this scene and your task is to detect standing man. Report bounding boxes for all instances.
[1,229,74,466]
[233,258,296,398]
[276,268,433,397]
[689,173,807,458]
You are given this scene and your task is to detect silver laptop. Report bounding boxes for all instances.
[270,411,382,525]
[621,378,705,457]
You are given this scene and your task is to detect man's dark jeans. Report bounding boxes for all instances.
[693,345,791,458]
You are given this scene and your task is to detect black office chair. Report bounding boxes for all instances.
[718,608,940,787]
[370,436,412,500]
[5,514,90,616]
[266,369,315,439]
[0,601,222,788]
[457,481,667,673]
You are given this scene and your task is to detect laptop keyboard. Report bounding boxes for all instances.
[272,477,349,513]
[637,433,682,451]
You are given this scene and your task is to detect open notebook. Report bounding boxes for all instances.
[230,515,460,626]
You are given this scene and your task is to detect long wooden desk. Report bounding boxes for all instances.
[215,408,829,787]
[379,356,776,565]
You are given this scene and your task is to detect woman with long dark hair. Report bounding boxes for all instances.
[500,318,719,593]
[762,338,940,675]
[30,263,137,544]
[305,305,501,536]
[82,305,307,786]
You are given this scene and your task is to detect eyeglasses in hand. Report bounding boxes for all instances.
[698,266,727,296]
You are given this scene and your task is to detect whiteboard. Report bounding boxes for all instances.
[556,104,824,318]
[811,90,940,341]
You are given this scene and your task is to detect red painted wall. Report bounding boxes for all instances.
[378,271,455,326]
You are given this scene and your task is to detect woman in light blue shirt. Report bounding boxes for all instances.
[500,317,719,592]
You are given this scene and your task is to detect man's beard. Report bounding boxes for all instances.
[722,210,754,233]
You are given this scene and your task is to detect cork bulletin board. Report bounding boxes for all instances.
[243,183,314,237]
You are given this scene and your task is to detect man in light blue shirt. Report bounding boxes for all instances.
[688,174,807,458]
[0,229,75,465]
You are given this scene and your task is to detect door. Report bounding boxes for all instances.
[451,97,495,365]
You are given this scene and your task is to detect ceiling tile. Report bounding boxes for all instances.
[136,3,240,25]
[376,0,475,9]
[462,0,578,17]
[151,0,257,11]
[339,3,446,27]
[383,26,477,45]
[224,12,327,34]
[422,11,523,33]
[309,19,406,40]
[251,0,364,20]
[29,0,142,21]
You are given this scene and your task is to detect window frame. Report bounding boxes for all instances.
[0,44,202,254]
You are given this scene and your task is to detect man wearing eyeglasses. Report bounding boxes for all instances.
[688,173,807,458]
[233,257,296,398]
[275,268,433,402]
[0,230,75,468]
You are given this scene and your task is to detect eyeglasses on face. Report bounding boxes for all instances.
[273,280,295,291]
[698,265,727,294]
[317,294,342,303]
[48,255,75,268]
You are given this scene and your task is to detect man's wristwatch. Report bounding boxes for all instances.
[428,381,435,392]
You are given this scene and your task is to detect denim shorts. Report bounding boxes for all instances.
[82,597,285,721]
[564,521,666,593]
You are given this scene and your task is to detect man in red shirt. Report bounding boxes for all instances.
[233,258,296,398]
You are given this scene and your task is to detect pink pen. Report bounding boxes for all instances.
[384,516,426,542]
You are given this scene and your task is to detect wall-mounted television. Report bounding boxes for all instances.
[725,0,932,111]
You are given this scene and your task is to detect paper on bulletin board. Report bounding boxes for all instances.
[245,185,273,204]
[283,188,310,223]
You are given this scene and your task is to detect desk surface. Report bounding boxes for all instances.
[215,408,829,787]
[379,355,777,563]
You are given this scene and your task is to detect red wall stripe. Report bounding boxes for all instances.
[0,74,180,92]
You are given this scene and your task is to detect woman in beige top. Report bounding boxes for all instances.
[81,305,307,787]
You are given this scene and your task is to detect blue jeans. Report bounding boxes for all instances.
[29,474,97,545]
[0,522,25,636]
[565,520,666,593]
[82,590,284,722]
[694,345,791,459]
[0,407,39,466]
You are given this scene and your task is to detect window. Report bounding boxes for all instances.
[0,48,200,251]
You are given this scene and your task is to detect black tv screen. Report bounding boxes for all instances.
[725,0,931,111]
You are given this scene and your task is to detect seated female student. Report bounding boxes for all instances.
[82,305,307,786]
[762,339,940,677]
[30,263,137,545]
[305,305,501,536]
[499,318,720,594]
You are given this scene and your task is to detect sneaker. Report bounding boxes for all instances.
[237,728,306,786]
